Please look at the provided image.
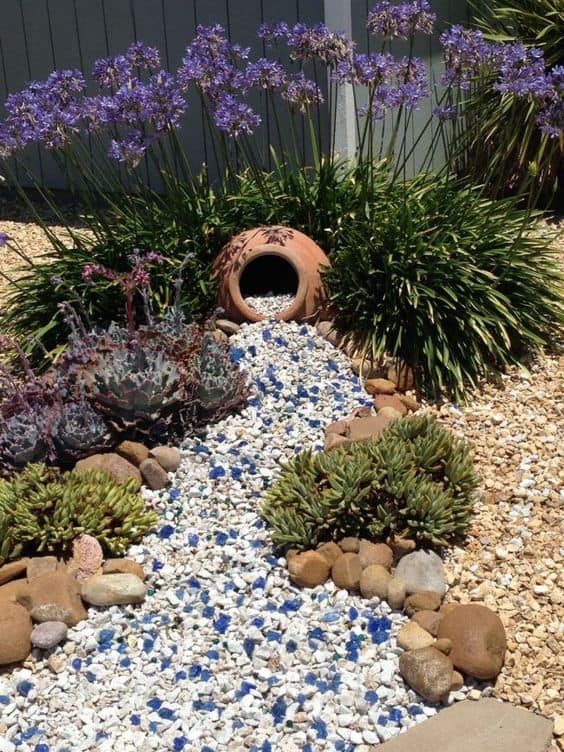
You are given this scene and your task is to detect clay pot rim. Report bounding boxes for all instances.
[227,243,309,323]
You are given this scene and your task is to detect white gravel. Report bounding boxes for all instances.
[0,320,485,752]
[244,294,296,316]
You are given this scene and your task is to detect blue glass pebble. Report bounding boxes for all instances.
[214,613,231,634]
[71,660,81,671]
[0,695,10,705]
[365,690,379,704]
[147,698,162,710]
[159,524,175,539]
[271,696,287,725]
[173,738,187,751]
[169,488,181,500]
[313,719,328,739]
[323,611,341,623]
[215,532,228,545]
[130,714,141,726]
[35,745,49,752]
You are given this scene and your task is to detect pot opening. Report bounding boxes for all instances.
[240,253,299,315]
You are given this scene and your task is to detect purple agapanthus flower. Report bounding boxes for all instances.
[108,131,152,168]
[333,52,396,87]
[394,56,429,106]
[494,44,551,98]
[213,94,261,137]
[245,59,286,90]
[281,72,324,112]
[92,54,132,89]
[433,103,458,121]
[286,22,354,66]
[126,41,161,71]
[367,0,435,39]
[257,22,290,44]
[536,99,564,138]
[440,25,496,89]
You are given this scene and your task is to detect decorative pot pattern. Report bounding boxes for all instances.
[212,226,330,324]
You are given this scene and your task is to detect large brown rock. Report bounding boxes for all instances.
[404,591,442,616]
[0,558,29,586]
[387,362,415,391]
[437,604,506,680]
[387,575,408,610]
[75,453,142,488]
[395,549,447,596]
[287,551,330,588]
[0,578,29,605]
[331,553,362,591]
[316,542,343,567]
[348,414,396,442]
[81,573,146,606]
[413,609,443,637]
[360,565,391,600]
[116,440,150,467]
[27,556,58,580]
[374,394,408,416]
[397,622,435,651]
[364,378,396,396]
[0,603,32,665]
[17,571,87,626]
[324,433,350,451]
[103,558,146,581]
[358,540,393,570]
[149,446,182,473]
[338,537,360,553]
[139,458,171,490]
[399,646,454,703]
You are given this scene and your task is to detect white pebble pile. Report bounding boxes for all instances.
[244,293,296,316]
[0,320,482,752]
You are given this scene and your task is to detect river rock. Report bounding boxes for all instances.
[75,453,142,488]
[434,638,453,655]
[216,319,240,336]
[450,670,464,691]
[81,573,147,606]
[0,579,28,606]
[348,414,396,442]
[0,559,28,586]
[287,551,330,588]
[66,535,104,582]
[27,556,58,580]
[404,591,442,616]
[18,572,87,626]
[331,553,362,591]
[387,536,417,556]
[387,575,407,609]
[358,540,393,570]
[316,542,343,567]
[397,394,419,412]
[374,394,408,416]
[139,458,171,490]
[437,604,507,680]
[364,378,396,395]
[0,603,32,665]
[395,549,447,596]
[413,609,443,636]
[103,558,146,581]
[338,537,360,553]
[30,621,68,650]
[360,565,391,600]
[149,446,182,472]
[116,440,150,467]
[316,320,339,346]
[399,647,453,703]
[387,362,415,391]
[397,622,435,651]
[324,433,350,451]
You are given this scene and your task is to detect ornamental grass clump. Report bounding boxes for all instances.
[323,175,564,400]
[262,413,478,550]
[0,463,158,563]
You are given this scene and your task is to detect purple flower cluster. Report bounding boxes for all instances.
[286,23,354,66]
[334,52,428,118]
[177,24,261,137]
[0,69,86,155]
[92,42,160,90]
[367,0,435,39]
[494,44,551,98]
[440,26,494,90]
[281,73,324,113]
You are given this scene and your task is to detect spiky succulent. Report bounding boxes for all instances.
[51,397,113,465]
[262,413,479,550]
[0,463,158,563]
[0,407,51,477]
[87,341,184,441]
[195,332,248,422]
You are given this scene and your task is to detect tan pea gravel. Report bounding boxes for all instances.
[0,207,562,742]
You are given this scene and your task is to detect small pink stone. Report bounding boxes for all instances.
[67,535,104,583]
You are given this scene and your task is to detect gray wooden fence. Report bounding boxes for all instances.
[0,0,470,188]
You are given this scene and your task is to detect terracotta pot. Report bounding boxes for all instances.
[212,226,330,323]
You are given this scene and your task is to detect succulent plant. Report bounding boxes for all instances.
[51,397,113,465]
[262,413,479,550]
[195,331,248,422]
[87,341,184,441]
[0,407,51,477]
[0,463,158,563]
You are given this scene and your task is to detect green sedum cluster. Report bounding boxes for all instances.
[0,464,158,563]
[262,414,479,550]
